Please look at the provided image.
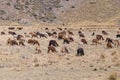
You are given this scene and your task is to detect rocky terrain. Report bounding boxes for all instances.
[0,0,120,26]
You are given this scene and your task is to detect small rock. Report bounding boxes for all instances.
[34,63,39,67]
[104,69,107,71]
[93,68,97,71]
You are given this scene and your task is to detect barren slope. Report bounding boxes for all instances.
[0,0,120,25]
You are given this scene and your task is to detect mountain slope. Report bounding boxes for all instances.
[0,0,120,26]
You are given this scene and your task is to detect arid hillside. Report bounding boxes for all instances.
[0,0,120,26]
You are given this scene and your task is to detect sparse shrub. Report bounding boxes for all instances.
[89,1,96,4]
[104,68,107,71]
[111,51,117,56]
[89,64,93,67]
[108,72,117,80]
[100,54,105,59]
[32,13,37,18]
[0,10,6,15]
[71,6,75,8]
[14,4,24,10]
[25,1,30,5]
[33,58,38,63]
[108,66,111,68]
[53,16,57,19]
[93,68,97,71]
[66,0,69,1]
[115,63,120,67]
[42,20,46,22]
[34,63,39,67]
[52,0,61,8]
[6,2,11,6]
[49,7,52,10]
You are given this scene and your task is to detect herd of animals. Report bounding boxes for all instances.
[1,27,120,56]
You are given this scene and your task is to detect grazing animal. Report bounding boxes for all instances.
[59,31,66,35]
[78,31,82,34]
[19,41,25,46]
[106,38,120,47]
[81,39,87,44]
[16,35,24,40]
[107,42,113,48]
[57,27,62,31]
[76,47,84,56]
[7,38,18,46]
[68,30,74,35]
[49,40,59,47]
[52,33,57,38]
[92,32,95,36]
[8,27,15,30]
[58,33,65,40]
[53,32,57,35]
[46,32,53,37]
[96,35,104,40]
[92,39,101,45]
[58,31,66,40]
[32,39,40,46]
[116,34,120,38]
[1,31,5,35]
[28,39,33,44]
[18,39,25,46]
[63,37,70,44]
[106,38,113,43]
[79,33,85,37]
[48,46,57,53]
[113,40,120,47]
[47,31,57,38]
[36,32,47,38]
[63,36,74,44]
[29,32,38,38]
[45,28,49,30]
[8,31,16,35]
[62,36,72,44]
[102,31,108,35]
[64,28,67,30]
[35,45,41,54]
[69,37,74,42]
[17,27,23,30]
[28,39,40,46]
[61,46,69,53]
[39,33,47,38]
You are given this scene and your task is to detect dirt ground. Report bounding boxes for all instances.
[0,26,119,80]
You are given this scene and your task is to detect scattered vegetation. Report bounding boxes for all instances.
[6,2,11,6]
[89,1,96,4]
[14,4,24,10]
[108,72,117,80]
[66,0,69,1]
[0,10,6,15]
[71,6,75,8]
[100,54,105,62]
